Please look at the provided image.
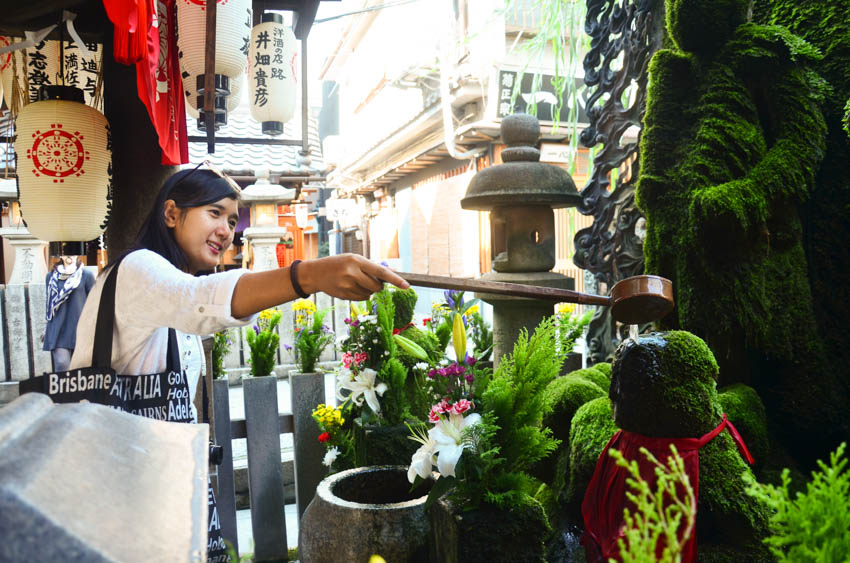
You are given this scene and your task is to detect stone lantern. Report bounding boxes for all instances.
[240,169,295,272]
[461,114,581,366]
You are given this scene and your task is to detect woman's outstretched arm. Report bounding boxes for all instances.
[230,253,409,319]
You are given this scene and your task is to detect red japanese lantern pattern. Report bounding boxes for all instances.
[15,94,111,241]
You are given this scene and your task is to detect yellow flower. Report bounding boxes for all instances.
[556,302,576,315]
[466,304,480,315]
[259,309,275,321]
[296,314,305,325]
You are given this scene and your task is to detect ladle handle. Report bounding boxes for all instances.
[396,272,612,306]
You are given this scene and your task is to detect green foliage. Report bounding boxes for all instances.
[245,309,281,377]
[567,397,618,504]
[482,317,563,474]
[377,357,410,426]
[610,445,697,563]
[391,288,418,328]
[565,367,609,391]
[502,0,587,141]
[845,97,850,138]
[557,308,592,353]
[293,307,333,373]
[718,383,769,469]
[468,311,493,362]
[636,0,850,458]
[435,320,452,352]
[745,443,850,562]
[542,375,604,444]
[211,330,231,379]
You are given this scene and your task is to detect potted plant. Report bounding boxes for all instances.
[408,316,566,562]
[335,288,432,466]
[287,298,334,376]
[244,308,282,377]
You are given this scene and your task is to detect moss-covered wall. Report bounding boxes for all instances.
[752,0,850,429]
[635,0,849,461]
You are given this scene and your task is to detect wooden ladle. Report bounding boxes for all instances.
[397,272,674,325]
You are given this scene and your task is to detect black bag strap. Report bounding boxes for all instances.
[92,254,180,372]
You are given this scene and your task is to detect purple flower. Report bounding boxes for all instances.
[344,318,351,325]
[372,302,378,315]
[351,320,360,327]
[380,260,389,267]
[466,354,477,366]
[465,374,475,383]
[252,325,260,335]
[427,369,437,379]
[283,343,292,351]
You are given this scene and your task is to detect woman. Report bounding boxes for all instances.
[44,255,95,372]
[69,166,407,559]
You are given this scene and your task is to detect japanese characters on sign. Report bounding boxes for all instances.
[249,16,297,133]
[496,69,587,124]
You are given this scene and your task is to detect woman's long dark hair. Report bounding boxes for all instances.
[125,169,240,272]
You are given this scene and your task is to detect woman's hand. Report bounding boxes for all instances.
[297,254,410,301]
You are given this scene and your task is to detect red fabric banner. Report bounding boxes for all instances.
[103,0,149,64]
[134,0,188,165]
[581,413,754,562]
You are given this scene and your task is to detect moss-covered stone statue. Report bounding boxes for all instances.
[569,331,771,561]
[634,0,848,459]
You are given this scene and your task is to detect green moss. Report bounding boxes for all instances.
[718,383,769,471]
[636,0,849,460]
[534,376,605,485]
[754,0,850,453]
[566,397,618,506]
[564,367,609,391]
[435,494,550,562]
[610,331,722,438]
[391,288,418,328]
[591,362,611,378]
[698,436,772,560]
[542,376,605,443]
[665,0,748,55]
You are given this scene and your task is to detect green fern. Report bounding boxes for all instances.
[745,443,850,562]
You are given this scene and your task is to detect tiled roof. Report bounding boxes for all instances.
[186,82,325,174]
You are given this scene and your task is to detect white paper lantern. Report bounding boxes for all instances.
[249,14,297,135]
[14,86,111,242]
[0,38,103,110]
[177,0,251,125]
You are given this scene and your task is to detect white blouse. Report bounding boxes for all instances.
[70,249,257,418]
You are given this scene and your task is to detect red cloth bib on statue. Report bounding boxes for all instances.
[134,0,188,165]
[580,413,754,562]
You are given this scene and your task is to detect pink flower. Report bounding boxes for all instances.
[452,399,473,415]
[342,352,354,368]
[354,352,368,366]
[429,399,451,422]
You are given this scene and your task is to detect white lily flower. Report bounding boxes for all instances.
[323,446,340,467]
[407,438,436,483]
[360,314,378,324]
[428,412,481,478]
[336,368,387,413]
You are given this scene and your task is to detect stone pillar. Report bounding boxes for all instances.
[242,226,288,272]
[0,227,48,285]
[461,114,581,368]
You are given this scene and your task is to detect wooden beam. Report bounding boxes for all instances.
[0,0,108,42]
[293,0,320,39]
[204,0,217,153]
